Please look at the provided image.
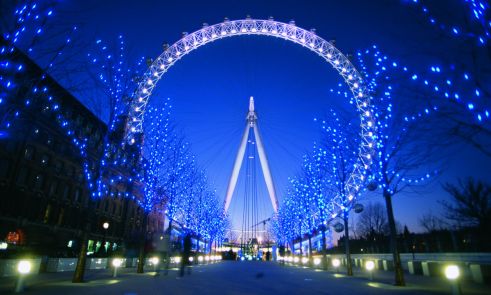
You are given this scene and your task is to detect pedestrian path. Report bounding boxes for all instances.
[0,261,488,294]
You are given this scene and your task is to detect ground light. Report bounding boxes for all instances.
[365,260,375,280]
[15,260,31,293]
[444,265,462,295]
[150,257,159,272]
[332,258,341,273]
[112,258,122,278]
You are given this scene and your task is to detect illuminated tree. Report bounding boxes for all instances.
[404,0,490,46]
[353,46,443,286]
[275,110,359,272]
[402,0,491,157]
[315,110,361,276]
[142,104,227,256]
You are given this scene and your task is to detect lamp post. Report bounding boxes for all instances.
[365,260,375,280]
[257,236,263,260]
[445,265,462,295]
[332,258,341,273]
[150,257,159,273]
[112,258,122,278]
[15,260,31,293]
[102,222,109,255]
[301,257,309,266]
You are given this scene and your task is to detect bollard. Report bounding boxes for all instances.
[112,258,122,278]
[444,265,462,295]
[151,257,160,273]
[332,258,341,273]
[15,260,31,293]
[365,260,375,280]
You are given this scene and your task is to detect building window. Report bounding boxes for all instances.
[74,188,81,203]
[40,154,50,166]
[62,184,70,200]
[54,160,63,174]
[85,123,92,134]
[58,143,66,155]
[76,115,83,127]
[16,167,29,186]
[43,204,51,223]
[66,166,73,177]
[0,159,9,178]
[33,173,44,190]
[46,136,53,146]
[77,171,83,182]
[49,180,58,196]
[24,146,35,160]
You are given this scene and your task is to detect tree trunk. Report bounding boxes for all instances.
[137,213,148,273]
[72,199,95,283]
[72,231,88,283]
[321,228,327,270]
[343,215,353,276]
[383,189,405,286]
[308,234,312,257]
[308,234,313,266]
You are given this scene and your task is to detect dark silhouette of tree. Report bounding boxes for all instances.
[418,212,445,233]
[441,178,491,233]
[358,202,387,237]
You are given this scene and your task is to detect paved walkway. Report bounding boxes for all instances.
[0,261,488,294]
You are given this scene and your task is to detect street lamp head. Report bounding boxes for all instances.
[313,258,321,266]
[365,260,375,271]
[332,258,341,267]
[103,222,110,229]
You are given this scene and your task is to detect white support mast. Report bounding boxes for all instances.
[224,96,278,213]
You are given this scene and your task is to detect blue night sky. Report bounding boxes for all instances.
[59,0,491,233]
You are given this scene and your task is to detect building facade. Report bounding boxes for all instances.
[0,45,165,257]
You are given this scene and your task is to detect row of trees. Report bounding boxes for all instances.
[1,0,227,282]
[273,110,361,273]
[275,0,491,286]
[142,104,227,253]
